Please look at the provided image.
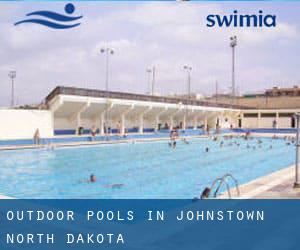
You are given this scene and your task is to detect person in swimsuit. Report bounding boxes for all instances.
[201,187,211,199]
[90,174,96,183]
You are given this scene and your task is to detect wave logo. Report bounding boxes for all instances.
[14,3,82,29]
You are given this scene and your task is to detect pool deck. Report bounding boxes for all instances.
[0,134,211,151]
[0,194,14,199]
[0,131,296,151]
[220,165,300,199]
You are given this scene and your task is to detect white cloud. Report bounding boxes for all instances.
[0,2,300,106]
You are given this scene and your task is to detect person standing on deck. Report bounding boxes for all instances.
[33,128,41,145]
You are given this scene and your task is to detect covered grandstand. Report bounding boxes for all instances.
[1,86,300,144]
[45,86,242,136]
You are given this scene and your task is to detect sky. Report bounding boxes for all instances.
[1,1,300,107]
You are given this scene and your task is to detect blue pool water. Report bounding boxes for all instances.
[0,137,295,199]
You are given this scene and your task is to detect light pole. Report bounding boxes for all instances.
[230,36,237,98]
[183,65,192,102]
[183,65,192,130]
[152,66,156,96]
[8,71,16,108]
[100,47,114,136]
[146,68,152,95]
[146,66,156,95]
[294,113,300,188]
[100,47,114,93]
[215,80,218,103]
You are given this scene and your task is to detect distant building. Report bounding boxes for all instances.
[265,86,300,97]
[203,85,300,109]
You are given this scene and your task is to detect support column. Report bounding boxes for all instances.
[138,107,152,134]
[99,112,105,135]
[154,107,168,132]
[70,102,90,135]
[240,113,244,128]
[215,117,219,129]
[104,102,114,134]
[276,112,279,129]
[121,113,125,135]
[155,115,160,132]
[193,116,198,130]
[182,115,186,130]
[169,116,174,130]
[49,96,64,137]
[167,108,180,130]
[258,112,261,128]
[204,116,208,131]
[139,114,144,134]
[119,105,134,135]
[76,113,81,134]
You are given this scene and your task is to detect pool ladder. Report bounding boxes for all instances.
[209,173,240,199]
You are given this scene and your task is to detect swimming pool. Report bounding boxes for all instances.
[0,136,295,198]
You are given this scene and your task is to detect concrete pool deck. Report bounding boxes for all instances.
[0,194,14,199]
[0,132,296,151]
[219,165,300,199]
[0,134,215,151]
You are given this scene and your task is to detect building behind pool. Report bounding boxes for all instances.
[0,86,300,141]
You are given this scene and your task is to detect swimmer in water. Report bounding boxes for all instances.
[205,147,209,153]
[200,187,211,199]
[90,174,96,183]
[246,144,250,149]
[79,174,96,184]
[106,184,124,189]
[173,141,177,148]
[182,138,190,145]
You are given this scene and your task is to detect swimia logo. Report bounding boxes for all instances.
[206,10,276,28]
[14,3,83,29]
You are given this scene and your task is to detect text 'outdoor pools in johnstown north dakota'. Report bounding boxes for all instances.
[3,209,264,245]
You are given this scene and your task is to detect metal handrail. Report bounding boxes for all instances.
[222,173,240,197]
[210,177,232,198]
[209,173,240,198]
